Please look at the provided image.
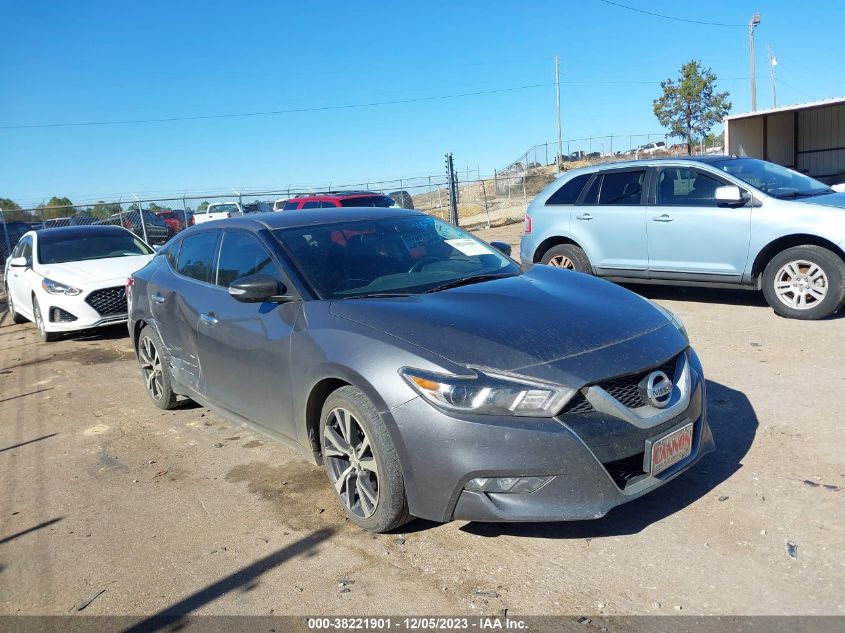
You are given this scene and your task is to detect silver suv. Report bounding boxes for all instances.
[520,156,845,320]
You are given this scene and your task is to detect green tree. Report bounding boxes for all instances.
[38,196,75,220]
[0,197,29,222]
[196,201,209,212]
[90,201,122,218]
[653,60,731,155]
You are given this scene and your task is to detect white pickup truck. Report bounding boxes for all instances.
[193,202,243,224]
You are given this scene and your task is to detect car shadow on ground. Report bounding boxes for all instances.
[621,283,770,308]
[449,379,757,539]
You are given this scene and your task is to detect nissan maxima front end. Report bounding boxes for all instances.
[127,208,714,532]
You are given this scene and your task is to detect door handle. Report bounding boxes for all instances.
[575,213,594,221]
[200,312,218,326]
[653,214,674,222]
[151,293,166,304]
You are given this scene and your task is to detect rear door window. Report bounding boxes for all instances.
[598,170,646,205]
[283,201,300,210]
[216,231,280,287]
[176,231,219,283]
[302,201,321,209]
[577,175,602,205]
[546,174,592,205]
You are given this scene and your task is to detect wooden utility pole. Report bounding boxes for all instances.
[555,56,563,172]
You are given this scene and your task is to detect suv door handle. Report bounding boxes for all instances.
[653,214,674,222]
[575,213,594,221]
[151,293,166,304]
[200,312,218,326]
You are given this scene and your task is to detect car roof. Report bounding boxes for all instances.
[291,191,389,200]
[181,207,423,233]
[563,154,743,173]
[34,225,132,239]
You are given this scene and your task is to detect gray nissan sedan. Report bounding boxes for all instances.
[127,207,714,532]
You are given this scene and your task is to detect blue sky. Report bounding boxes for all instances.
[2,0,843,207]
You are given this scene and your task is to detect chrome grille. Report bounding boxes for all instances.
[560,355,680,415]
[84,286,128,316]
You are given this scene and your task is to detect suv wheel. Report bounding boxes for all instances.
[6,286,27,324]
[320,386,411,533]
[762,245,845,320]
[541,244,592,274]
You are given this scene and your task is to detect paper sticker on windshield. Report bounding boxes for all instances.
[445,238,491,256]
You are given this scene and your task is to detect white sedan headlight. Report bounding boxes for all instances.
[400,367,575,417]
[41,278,82,296]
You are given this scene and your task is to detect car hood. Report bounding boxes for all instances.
[39,254,154,286]
[799,192,845,209]
[330,266,672,373]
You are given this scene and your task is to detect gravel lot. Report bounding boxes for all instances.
[1,222,843,617]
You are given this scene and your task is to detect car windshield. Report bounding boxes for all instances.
[275,215,518,299]
[38,232,153,264]
[710,158,832,198]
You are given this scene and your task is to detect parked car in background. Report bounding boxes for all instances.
[243,201,272,215]
[640,141,667,155]
[194,202,243,224]
[281,191,394,210]
[273,199,289,211]
[42,214,99,228]
[1,220,31,260]
[521,156,845,320]
[388,190,414,209]
[96,210,170,245]
[128,207,710,532]
[4,225,154,341]
[156,209,194,233]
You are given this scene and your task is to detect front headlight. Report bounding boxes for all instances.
[41,278,82,296]
[400,367,576,417]
[648,301,688,342]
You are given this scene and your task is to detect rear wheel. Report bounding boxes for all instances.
[5,286,27,324]
[541,244,592,274]
[320,386,411,533]
[137,326,179,409]
[761,245,845,320]
[32,297,59,342]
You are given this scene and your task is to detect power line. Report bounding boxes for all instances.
[1,82,556,131]
[595,0,745,27]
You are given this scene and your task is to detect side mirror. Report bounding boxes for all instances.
[715,185,747,206]
[490,241,512,257]
[9,256,27,268]
[228,274,294,303]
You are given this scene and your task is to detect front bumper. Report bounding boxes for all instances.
[388,352,714,523]
[39,287,128,333]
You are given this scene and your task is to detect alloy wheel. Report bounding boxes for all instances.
[548,255,575,269]
[323,407,380,519]
[773,259,828,310]
[33,301,45,335]
[138,335,164,401]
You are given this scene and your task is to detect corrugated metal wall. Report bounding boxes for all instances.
[797,103,845,180]
[727,101,845,183]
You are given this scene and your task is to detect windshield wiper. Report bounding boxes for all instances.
[424,272,516,294]
[342,292,415,299]
[776,189,833,199]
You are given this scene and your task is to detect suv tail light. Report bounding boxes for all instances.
[524,213,532,234]
[226,213,232,219]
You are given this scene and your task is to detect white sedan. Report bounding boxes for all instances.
[4,225,155,342]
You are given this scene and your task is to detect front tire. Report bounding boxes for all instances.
[137,326,179,409]
[540,244,592,273]
[32,297,59,342]
[762,245,845,320]
[320,386,411,533]
[6,286,27,324]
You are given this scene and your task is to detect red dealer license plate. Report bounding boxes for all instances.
[646,423,694,476]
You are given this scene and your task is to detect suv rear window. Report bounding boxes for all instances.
[598,170,646,205]
[283,201,299,210]
[546,174,591,205]
[340,196,392,208]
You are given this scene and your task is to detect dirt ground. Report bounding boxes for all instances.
[1,223,843,618]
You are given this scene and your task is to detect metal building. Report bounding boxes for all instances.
[724,96,845,184]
